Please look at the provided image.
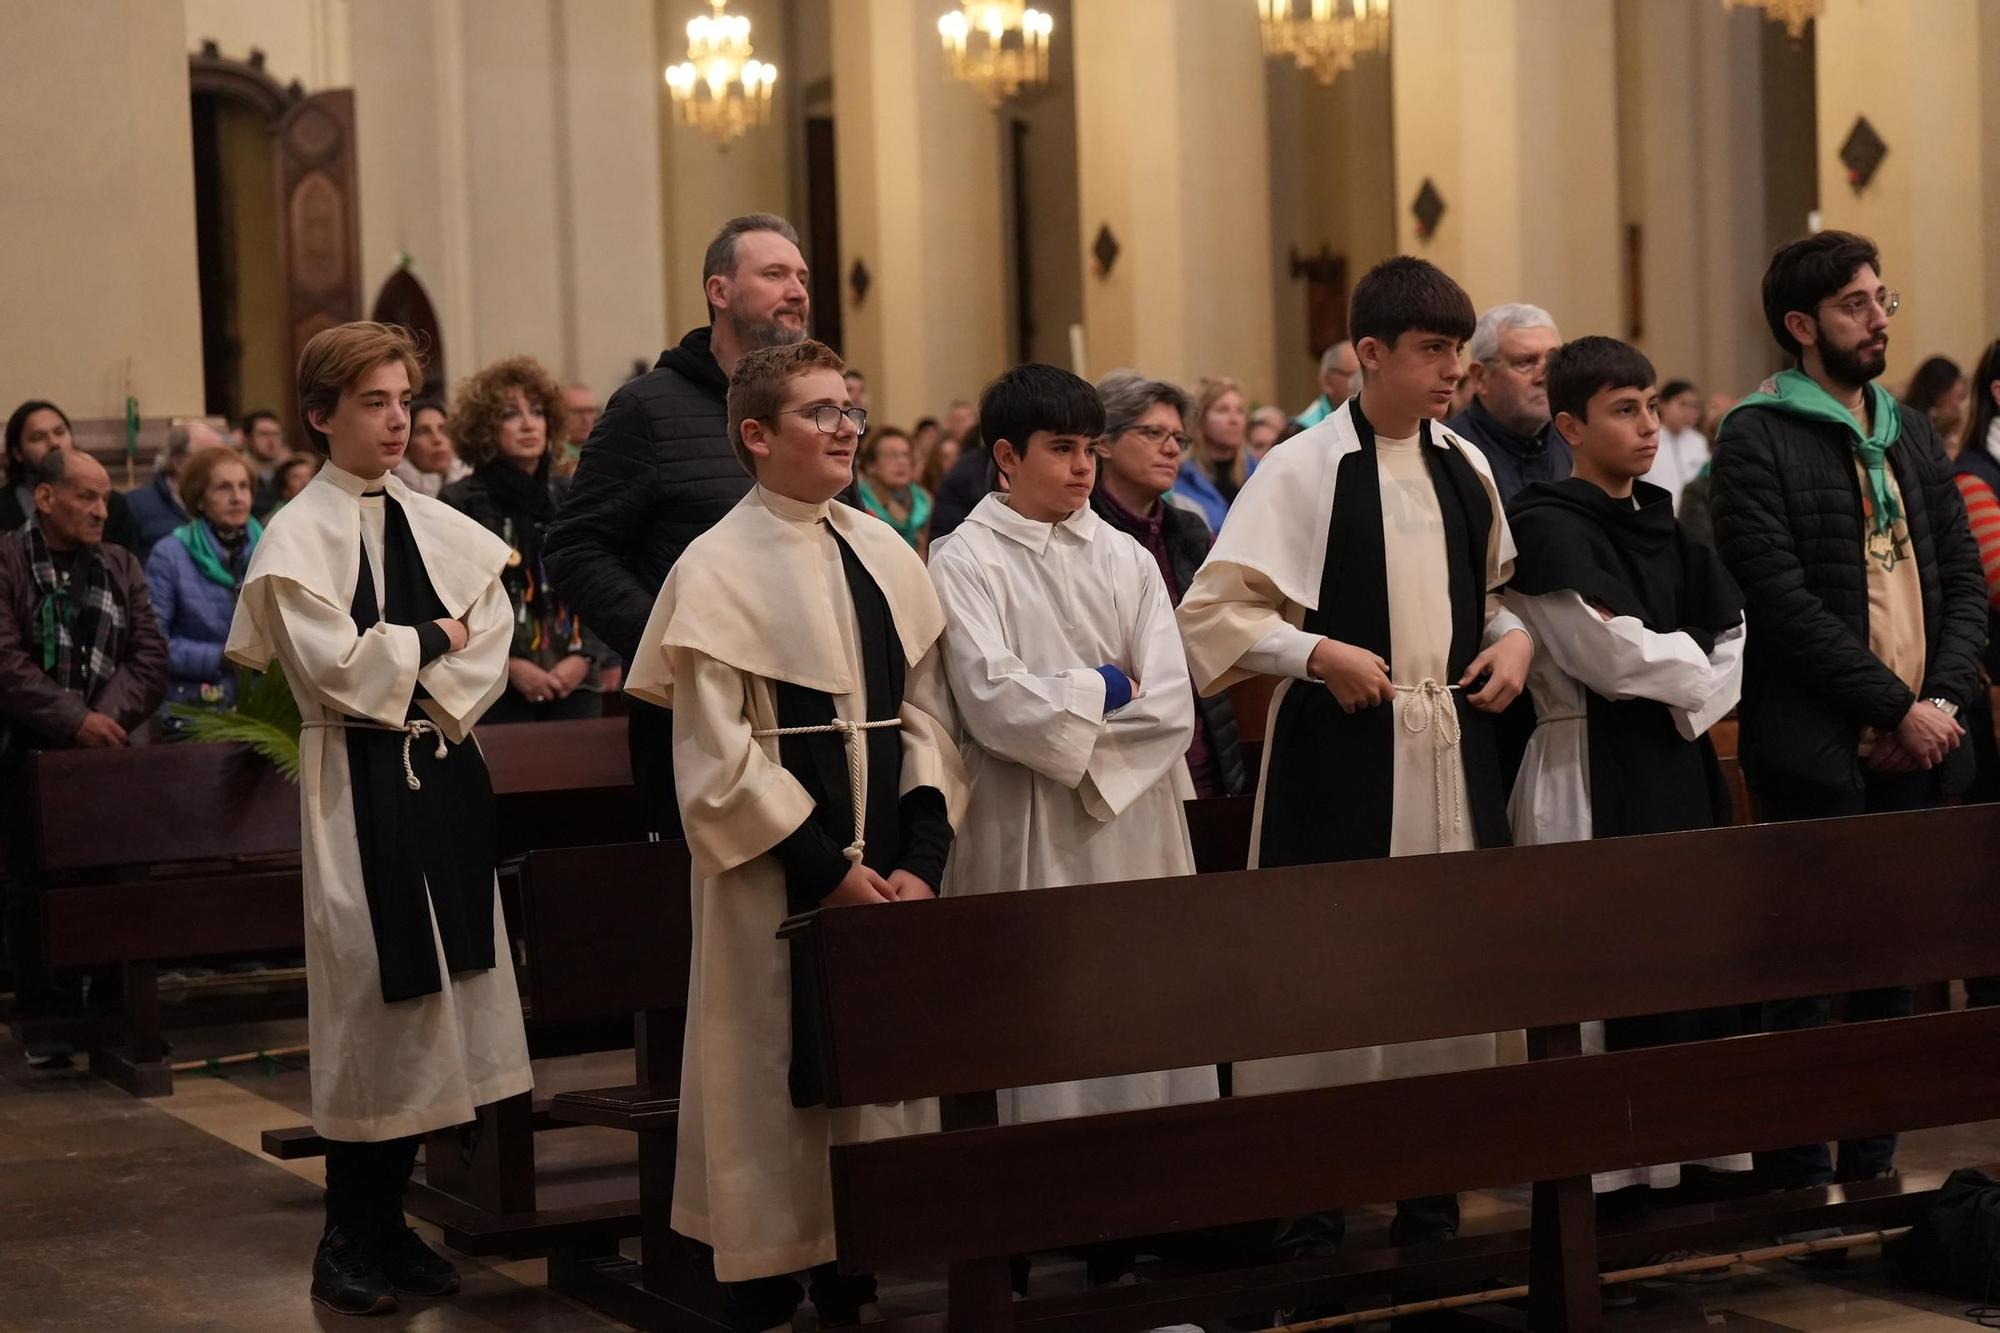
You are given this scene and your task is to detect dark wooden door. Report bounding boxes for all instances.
[274,90,362,428]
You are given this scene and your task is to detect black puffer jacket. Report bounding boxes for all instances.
[544,327,751,661]
[1712,400,1986,793]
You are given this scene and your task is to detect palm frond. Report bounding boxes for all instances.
[164,660,304,781]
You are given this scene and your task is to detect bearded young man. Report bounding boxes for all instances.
[1712,230,1986,1202]
[545,213,811,839]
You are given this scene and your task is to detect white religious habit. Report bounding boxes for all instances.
[1176,399,1527,1096]
[1646,425,1711,512]
[225,462,532,1143]
[929,494,1218,1124]
[625,485,968,1284]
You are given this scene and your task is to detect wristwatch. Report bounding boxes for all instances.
[1925,696,1960,720]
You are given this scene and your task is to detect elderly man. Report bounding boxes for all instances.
[1447,303,1569,502]
[545,213,811,839]
[0,449,167,1062]
[559,384,599,475]
[128,419,226,558]
[1293,339,1359,428]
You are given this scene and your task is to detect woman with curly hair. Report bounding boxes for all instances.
[440,356,604,722]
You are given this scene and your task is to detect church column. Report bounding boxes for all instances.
[1390,0,1622,338]
[1071,0,1278,402]
[830,0,1011,427]
[1814,0,1995,387]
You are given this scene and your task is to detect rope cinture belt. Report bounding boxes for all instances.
[1394,679,1462,847]
[302,718,450,790]
[751,718,904,863]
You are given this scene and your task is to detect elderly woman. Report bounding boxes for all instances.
[440,356,602,723]
[1169,375,1250,533]
[145,444,263,720]
[854,425,932,555]
[1089,370,1251,799]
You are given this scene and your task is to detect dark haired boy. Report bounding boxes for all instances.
[1177,256,1531,1248]
[1712,231,1985,1197]
[624,339,964,1332]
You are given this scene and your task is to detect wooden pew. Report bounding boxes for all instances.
[788,803,2000,1333]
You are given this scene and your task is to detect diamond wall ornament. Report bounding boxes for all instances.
[1411,178,1445,241]
[1092,224,1120,278]
[848,258,872,307]
[1839,116,1887,193]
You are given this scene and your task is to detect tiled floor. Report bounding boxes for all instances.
[3,1006,1997,1332]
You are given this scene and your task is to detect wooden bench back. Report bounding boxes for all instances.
[516,839,693,1023]
[795,803,2000,1107]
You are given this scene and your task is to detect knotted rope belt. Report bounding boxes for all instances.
[751,718,904,864]
[1395,679,1461,848]
[302,718,451,790]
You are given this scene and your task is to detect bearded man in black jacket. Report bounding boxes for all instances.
[545,214,810,837]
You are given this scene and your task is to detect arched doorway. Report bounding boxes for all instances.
[370,269,447,397]
[188,43,361,432]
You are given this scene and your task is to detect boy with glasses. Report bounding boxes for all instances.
[624,340,964,1333]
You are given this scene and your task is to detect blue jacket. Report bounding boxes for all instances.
[145,522,254,707]
[1169,459,1233,534]
[125,473,187,560]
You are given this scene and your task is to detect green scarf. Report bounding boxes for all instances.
[1727,368,1903,535]
[172,516,263,589]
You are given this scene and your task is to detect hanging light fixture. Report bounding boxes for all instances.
[938,2,1054,109]
[1258,0,1391,88]
[1723,0,1821,39]
[664,0,777,148]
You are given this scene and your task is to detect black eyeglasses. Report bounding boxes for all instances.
[1116,423,1193,451]
[775,404,868,435]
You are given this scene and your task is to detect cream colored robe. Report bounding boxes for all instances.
[929,496,1216,1124]
[1176,401,1526,1095]
[225,462,532,1142]
[625,486,968,1284]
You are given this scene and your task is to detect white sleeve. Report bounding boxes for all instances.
[263,576,423,728]
[416,576,510,741]
[929,544,1107,788]
[1510,590,1742,739]
[1237,625,1322,681]
[1079,565,1198,821]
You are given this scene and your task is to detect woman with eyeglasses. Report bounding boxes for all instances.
[853,425,932,556]
[1089,371,1251,799]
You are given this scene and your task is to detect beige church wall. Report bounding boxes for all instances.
[183,0,351,91]
[0,0,205,422]
[1266,51,1396,415]
[1073,0,1278,406]
[1392,0,1621,346]
[832,0,1011,428]
[1816,0,1989,389]
[658,0,796,340]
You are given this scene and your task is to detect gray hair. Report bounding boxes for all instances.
[154,422,197,479]
[1467,303,1558,366]
[1318,339,1353,373]
[1096,370,1191,435]
[34,448,73,489]
[701,213,802,286]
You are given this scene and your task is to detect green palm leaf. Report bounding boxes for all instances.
[165,660,304,781]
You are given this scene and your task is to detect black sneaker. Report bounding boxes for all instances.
[311,1227,397,1316]
[378,1224,461,1297]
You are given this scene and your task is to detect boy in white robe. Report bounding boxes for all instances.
[928,364,1217,1296]
[1177,257,1533,1253]
[225,322,531,1316]
[624,341,966,1333]
[1504,337,1751,1205]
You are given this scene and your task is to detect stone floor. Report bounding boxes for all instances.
[3,998,1997,1332]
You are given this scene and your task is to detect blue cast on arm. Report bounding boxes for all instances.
[1095,664,1132,713]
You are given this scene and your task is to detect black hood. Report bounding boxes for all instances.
[655,326,730,397]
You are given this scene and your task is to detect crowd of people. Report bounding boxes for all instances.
[3,209,2000,1321]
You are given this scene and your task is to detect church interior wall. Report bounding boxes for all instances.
[183,0,351,93]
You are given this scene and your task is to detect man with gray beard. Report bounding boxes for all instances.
[546,214,810,838]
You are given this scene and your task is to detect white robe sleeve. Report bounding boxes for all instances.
[261,576,424,728]
[897,643,970,828]
[1176,561,1311,696]
[669,645,818,882]
[929,545,1108,789]
[418,577,511,742]
[1510,591,1743,740]
[1078,565,1198,822]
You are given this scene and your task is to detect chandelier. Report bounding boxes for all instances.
[1258,0,1391,88]
[664,0,777,148]
[937,2,1054,109]
[1724,0,1820,39]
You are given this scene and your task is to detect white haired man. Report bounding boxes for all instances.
[1447,303,1568,502]
[1293,339,1359,428]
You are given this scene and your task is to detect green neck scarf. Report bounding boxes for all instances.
[173,516,263,589]
[1728,368,1904,534]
